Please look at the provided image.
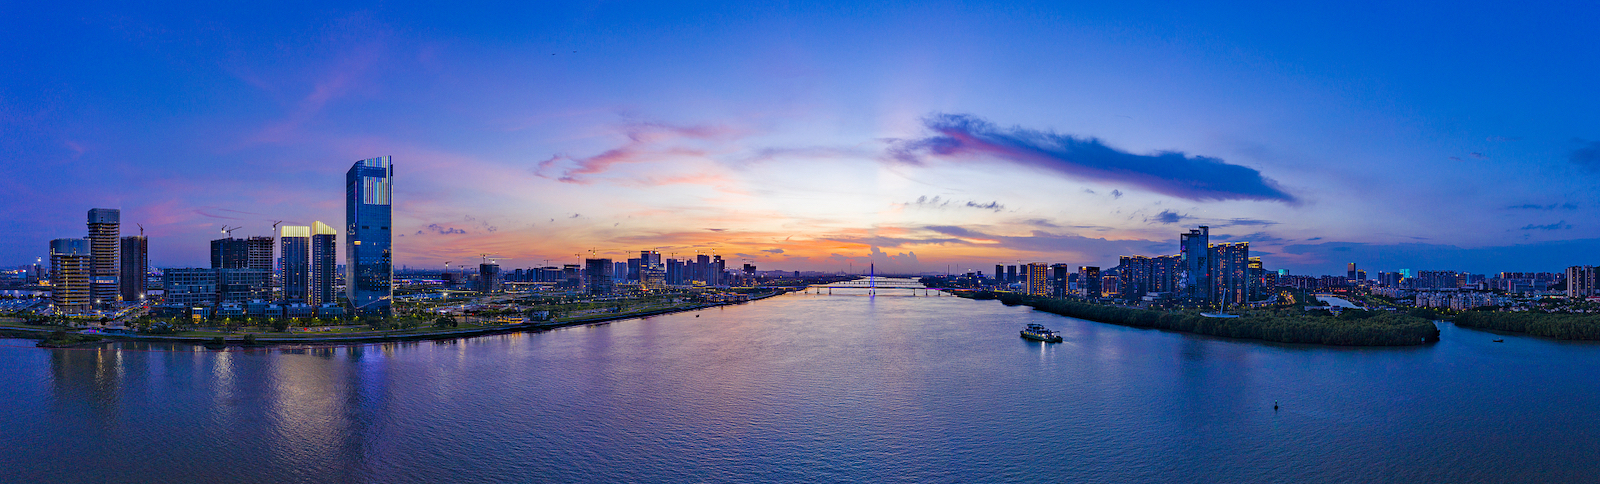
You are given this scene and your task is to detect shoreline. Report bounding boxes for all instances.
[960,290,1440,347]
[3,289,794,349]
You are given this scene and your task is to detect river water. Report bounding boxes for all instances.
[4,284,1598,483]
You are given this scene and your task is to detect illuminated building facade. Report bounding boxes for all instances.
[87,208,120,304]
[1569,266,1597,299]
[1078,266,1101,298]
[50,238,92,313]
[280,225,311,302]
[1179,226,1211,303]
[310,221,337,305]
[346,156,393,316]
[1211,242,1249,306]
[1025,263,1048,296]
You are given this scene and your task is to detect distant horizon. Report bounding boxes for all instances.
[5,3,1597,276]
[14,204,1597,277]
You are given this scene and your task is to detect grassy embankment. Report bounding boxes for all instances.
[965,291,1439,346]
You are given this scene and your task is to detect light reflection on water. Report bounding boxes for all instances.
[3,287,1600,483]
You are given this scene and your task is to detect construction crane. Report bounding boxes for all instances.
[271,220,283,238]
[136,223,144,237]
[220,225,241,238]
[481,253,508,265]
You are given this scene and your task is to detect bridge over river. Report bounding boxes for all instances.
[804,276,947,296]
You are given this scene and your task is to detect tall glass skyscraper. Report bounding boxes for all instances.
[346,156,393,316]
[280,225,311,303]
[310,221,337,305]
[1179,225,1211,303]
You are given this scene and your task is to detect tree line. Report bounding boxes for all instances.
[1452,311,1600,340]
[966,292,1440,346]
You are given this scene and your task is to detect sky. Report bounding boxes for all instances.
[3,1,1599,275]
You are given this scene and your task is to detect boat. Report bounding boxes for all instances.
[1021,323,1063,343]
[1493,339,1504,343]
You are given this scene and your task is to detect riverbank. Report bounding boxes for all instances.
[1452,311,1600,340]
[7,288,794,348]
[961,291,1440,346]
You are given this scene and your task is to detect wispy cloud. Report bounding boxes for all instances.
[535,122,737,183]
[1217,218,1278,227]
[888,113,1298,203]
[1507,203,1578,211]
[424,223,467,235]
[900,195,1006,212]
[1520,221,1572,231]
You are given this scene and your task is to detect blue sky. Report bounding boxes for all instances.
[3,1,1598,274]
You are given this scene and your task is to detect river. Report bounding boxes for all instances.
[3,283,1596,483]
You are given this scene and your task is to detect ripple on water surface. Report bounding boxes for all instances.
[2,287,1599,483]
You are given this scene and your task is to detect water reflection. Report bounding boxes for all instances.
[49,348,122,416]
[15,298,1600,482]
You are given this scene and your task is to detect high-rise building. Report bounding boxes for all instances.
[211,238,249,269]
[1025,263,1048,296]
[994,264,1004,285]
[1050,263,1071,298]
[1078,266,1101,298]
[1415,270,1459,290]
[626,258,642,282]
[1210,242,1249,306]
[1153,255,1181,293]
[586,258,613,295]
[87,208,120,304]
[640,250,664,289]
[562,264,581,288]
[1101,274,1121,298]
[280,225,311,302]
[1006,265,1018,285]
[310,221,337,305]
[1118,256,1150,299]
[50,239,92,313]
[1247,257,1264,301]
[665,258,683,285]
[247,236,274,273]
[478,262,500,293]
[120,235,148,302]
[1568,266,1597,299]
[346,156,393,316]
[1179,226,1211,303]
[1348,262,1358,283]
[695,254,712,284]
[712,255,726,286]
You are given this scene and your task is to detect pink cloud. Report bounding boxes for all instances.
[535,123,743,183]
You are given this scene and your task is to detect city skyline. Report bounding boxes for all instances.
[4,2,1599,275]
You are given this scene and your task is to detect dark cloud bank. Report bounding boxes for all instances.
[890,114,1298,204]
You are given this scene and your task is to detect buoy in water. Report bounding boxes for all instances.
[1274,401,1279,411]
